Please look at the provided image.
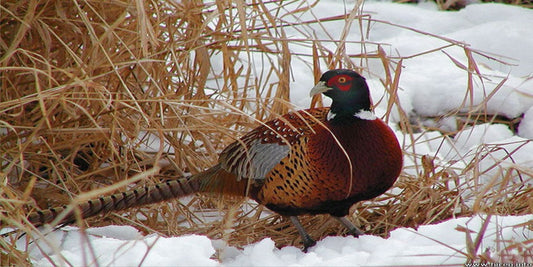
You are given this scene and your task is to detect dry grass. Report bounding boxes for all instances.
[395,0,533,10]
[1,0,532,265]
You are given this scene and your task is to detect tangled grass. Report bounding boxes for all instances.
[1,0,531,265]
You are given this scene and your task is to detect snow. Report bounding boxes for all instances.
[12,1,533,266]
[365,2,533,120]
[519,106,533,139]
[24,215,532,266]
[29,228,217,266]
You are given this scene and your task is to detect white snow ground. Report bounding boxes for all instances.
[13,1,533,266]
[23,215,533,266]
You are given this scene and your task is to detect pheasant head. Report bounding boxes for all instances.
[310,69,374,122]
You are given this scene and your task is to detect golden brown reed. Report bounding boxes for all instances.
[395,0,533,10]
[1,0,531,265]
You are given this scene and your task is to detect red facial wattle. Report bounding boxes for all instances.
[327,74,353,91]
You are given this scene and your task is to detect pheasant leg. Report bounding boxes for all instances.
[289,216,316,252]
[334,216,363,237]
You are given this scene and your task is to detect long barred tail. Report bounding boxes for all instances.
[25,167,215,227]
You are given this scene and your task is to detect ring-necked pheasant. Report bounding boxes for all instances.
[20,69,403,251]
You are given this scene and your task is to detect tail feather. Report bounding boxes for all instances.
[25,166,214,227]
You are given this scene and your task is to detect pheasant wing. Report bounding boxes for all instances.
[218,108,328,181]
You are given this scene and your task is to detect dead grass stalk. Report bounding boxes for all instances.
[1,0,531,265]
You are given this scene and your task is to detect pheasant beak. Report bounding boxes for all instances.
[309,81,331,97]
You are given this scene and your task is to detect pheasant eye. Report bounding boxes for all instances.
[329,75,353,91]
[338,77,347,83]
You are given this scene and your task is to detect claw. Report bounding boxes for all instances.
[302,238,317,253]
[289,216,317,252]
[334,216,364,237]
